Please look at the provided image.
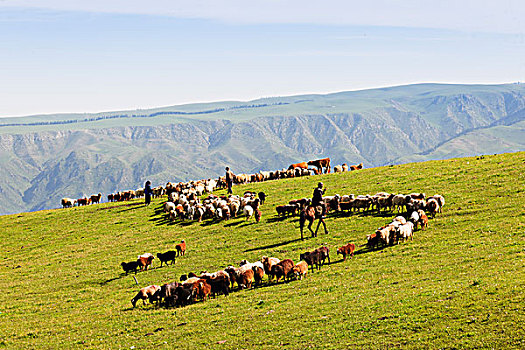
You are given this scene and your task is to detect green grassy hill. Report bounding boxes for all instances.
[0,152,524,349]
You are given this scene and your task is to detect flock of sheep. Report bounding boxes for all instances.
[59,157,360,209]
[163,190,265,223]
[130,249,346,308]
[130,189,444,309]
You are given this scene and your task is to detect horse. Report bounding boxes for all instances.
[307,157,331,174]
[299,205,328,240]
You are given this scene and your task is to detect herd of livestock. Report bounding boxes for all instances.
[59,158,363,209]
[129,247,352,308]
[57,156,446,309]
[129,190,445,308]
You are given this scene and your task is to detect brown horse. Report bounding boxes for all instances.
[307,157,331,174]
[299,205,328,240]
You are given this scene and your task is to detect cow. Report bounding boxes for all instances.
[307,157,331,174]
[288,162,308,170]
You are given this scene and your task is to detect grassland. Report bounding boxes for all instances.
[0,152,524,349]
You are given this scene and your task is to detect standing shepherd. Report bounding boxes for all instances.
[144,180,153,206]
[225,167,234,194]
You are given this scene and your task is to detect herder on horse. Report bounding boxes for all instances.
[299,182,329,240]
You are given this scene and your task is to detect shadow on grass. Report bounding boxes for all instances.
[244,238,302,252]
[116,203,147,213]
[266,215,296,223]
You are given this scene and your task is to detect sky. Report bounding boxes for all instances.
[1,1,524,118]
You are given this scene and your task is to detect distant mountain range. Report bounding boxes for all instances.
[1,83,524,214]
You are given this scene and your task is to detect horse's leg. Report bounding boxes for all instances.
[308,219,315,237]
[315,218,322,236]
[299,213,305,240]
[320,218,328,235]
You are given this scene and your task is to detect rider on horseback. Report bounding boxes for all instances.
[312,182,327,217]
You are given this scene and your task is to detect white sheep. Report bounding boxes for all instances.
[243,205,254,220]
[164,201,176,213]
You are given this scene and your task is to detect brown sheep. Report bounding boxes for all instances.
[176,240,186,256]
[270,259,294,282]
[336,243,356,261]
[137,253,154,271]
[290,261,308,280]
[131,285,161,307]
[238,269,255,289]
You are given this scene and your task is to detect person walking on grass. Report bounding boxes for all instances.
[225,167,234,194]
[144,180,153,206]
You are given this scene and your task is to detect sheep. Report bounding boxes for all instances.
[258,192,267,205]
[409,210,420,229]
[336,243,356,261]
[270,259,294,282]
[417,209,429,230]
[61,198,76,208]
[89,193,102,205]
[137,253,155,271]
[252,264,265,285]
[428,194,445,212]
[393,216,407,225]
[243,205,254,221]
[341,163,349,172]
[261,256,280,275]
[176,240,186,256]
[238,269,255,289]
[164,201,176,213]
[131,285,161,307]
[392,194,408,212]
[159,282,180,306]
[334,165,343,173]
[229,201,240,218]
[426,198,440,218]
[157,251,176,267]
[121,261,139,275]
[254,208,262,223]
[397,222,415,242]
[290,261,308,280]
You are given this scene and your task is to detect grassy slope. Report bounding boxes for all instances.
[0,152,524,349]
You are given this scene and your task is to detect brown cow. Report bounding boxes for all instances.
[307,157,331,174]
[288,162,308,170]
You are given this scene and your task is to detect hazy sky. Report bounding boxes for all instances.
[1,1,524,117]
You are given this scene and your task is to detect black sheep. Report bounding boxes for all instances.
[157,250,177,267]
[121,261,139,275]
[258,191,267,205]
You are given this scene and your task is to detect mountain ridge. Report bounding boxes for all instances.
[1,83,524,214]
